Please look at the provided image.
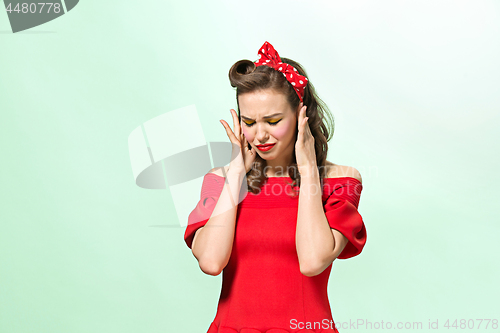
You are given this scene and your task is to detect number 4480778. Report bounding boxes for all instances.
[444,319,498,330]
[5,3,62,14]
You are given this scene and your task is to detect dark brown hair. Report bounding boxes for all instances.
[228,56,335,196]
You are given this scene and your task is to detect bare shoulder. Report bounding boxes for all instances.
[325,161,362,183]
[207,165,230,177]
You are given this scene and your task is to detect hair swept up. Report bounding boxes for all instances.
[228,56,335,196]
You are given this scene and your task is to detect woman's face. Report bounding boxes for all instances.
[239,89,297,161]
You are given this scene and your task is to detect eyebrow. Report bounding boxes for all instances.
[241,113,283,121]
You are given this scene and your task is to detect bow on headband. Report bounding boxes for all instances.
[254,41,308,102]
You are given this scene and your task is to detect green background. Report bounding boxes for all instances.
[1,0,499,332]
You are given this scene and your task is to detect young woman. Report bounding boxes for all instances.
[184,41,367,333]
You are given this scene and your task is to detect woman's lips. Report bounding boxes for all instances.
[256,143,276,152]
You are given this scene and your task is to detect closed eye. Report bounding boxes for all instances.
[244,119,282,127]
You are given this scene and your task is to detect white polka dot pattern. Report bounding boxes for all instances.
[253,41,308,102]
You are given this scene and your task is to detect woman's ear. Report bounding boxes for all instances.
[297,102,304,112]
[294,102,303,120]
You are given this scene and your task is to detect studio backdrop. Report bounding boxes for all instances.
[1,1,499,332]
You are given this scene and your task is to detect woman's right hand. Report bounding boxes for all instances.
[220,109,256,175]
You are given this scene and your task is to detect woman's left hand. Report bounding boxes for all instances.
[295,102,318,176]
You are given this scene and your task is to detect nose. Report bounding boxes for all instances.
[255,122,269,143]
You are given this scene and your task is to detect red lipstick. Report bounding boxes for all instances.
[256,143,276,152]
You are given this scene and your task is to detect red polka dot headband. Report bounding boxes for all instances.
[254,41,308,103]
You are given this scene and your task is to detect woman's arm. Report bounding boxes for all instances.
[191,168,245,276]
[296,166,361,276]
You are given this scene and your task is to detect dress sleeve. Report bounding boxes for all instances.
[184,172,225,249]
[323,179,367,259]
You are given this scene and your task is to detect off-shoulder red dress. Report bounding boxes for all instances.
[184,173,367,333]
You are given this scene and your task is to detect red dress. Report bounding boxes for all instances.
[184,173,367,333]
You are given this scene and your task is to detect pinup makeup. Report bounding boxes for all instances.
[239,90,298,160]
[256,143,276,152]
